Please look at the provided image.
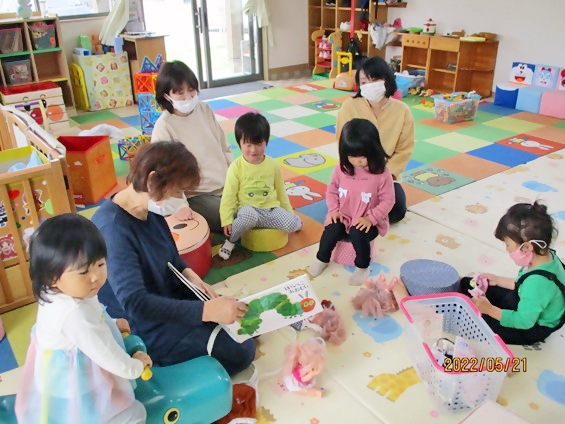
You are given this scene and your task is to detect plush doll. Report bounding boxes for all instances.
[278,338,326,397]
[468,274,489,298]
[351,274,398,318]
[291,300,347,346]
[17,0,33,19]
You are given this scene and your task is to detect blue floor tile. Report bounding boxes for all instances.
[319,124,336,134]
[267,138,307,158]
[477,103,519,117]
[119,115,141,127]
[404,158,424,171]
[205,99,241,111]
[0,337,18,373]
[297,200,328,224]
[467,143,539,167]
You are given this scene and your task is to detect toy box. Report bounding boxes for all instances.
[400,293,513,412]
[0,27,24,54]
[2,59,32,85]
[28,23,57,50]
[395,70,425,97]
[433,92,481,124]
[57,136,117,205]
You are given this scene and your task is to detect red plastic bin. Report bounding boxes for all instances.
[57,136,117,205]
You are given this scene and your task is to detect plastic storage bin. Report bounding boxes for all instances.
[395,70,426,97]
[400,293,513,412]
[28,23,57,50]
[57,136,117,205]
[433,92,481,124]
[2,59,32,85]
[0,27,24,54]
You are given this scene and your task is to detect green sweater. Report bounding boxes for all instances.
[220,155,293,226]
[500,251,565,329]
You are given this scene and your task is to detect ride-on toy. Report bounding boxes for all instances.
[333,51,357,92]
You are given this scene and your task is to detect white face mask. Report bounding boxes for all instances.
[360,80,386,102]
[148,196,189,216]
[166,94,199,114]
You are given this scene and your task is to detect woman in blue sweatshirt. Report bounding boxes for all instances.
[91,141,255,375]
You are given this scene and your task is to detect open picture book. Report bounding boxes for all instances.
[168,263,323,343]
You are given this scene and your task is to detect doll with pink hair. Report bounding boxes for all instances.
[292,300,347,346]
[278,337,327,397]
[351,274,398,318]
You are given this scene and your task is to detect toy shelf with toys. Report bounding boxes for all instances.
[0,13,73,107]
[308,0,407,71]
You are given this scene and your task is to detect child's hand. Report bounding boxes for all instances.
[329,212,343,224]
[471,296,493,316]
[173,206,193,221]
[115,318,131,334]
[354,217,372,233]
[203,296,248,324]
[481,273,498,286]
[133,351,153,369]
[223,224,232,237]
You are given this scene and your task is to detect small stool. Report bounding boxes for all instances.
[515,86,548,114]
[166,211,212,278]
[494,83,520,109]
[241,228,288,252]
[400,259,459,296]
[539,90,565,119]
[331,238,376,267]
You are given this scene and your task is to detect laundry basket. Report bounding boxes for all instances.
[400,293,513,412]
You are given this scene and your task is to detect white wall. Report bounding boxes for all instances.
[387,0,565,89]
[60,16,107,64]
[266,0,309,69]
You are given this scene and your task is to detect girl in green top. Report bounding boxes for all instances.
[460,201,565,345]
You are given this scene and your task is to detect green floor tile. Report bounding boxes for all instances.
[455,124,518,142]
[309,88,349,99]
[111,144,131,177]
[307,166,334,184]
[203,250,277,285]
[259,87,297,99]
[472,110,502,124]
[414,123,448,140]
[553,120,565,129]
[262,111,288,124]
[247,99,292,111]
[293,113,337,129]
[483,117,544,133]
[411,141,459,163]
[410,107,435,122]
[71,110,120,125]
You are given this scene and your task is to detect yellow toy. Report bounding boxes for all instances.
[333,51,357,92]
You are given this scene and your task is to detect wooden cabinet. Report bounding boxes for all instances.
[308,0,406,70]
[0,13,73,106]
[401,34,499,98]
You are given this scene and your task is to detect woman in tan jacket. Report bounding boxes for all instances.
[336,56,415,223]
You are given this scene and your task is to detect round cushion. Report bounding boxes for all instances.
[241,228,288,252]
[400,259,459,296]
[165,211,212,278]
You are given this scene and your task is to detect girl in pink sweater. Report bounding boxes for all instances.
[308,119,395,285]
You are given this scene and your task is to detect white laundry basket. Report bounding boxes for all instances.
[400,293,514,412]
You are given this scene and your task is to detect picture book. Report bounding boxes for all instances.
[168,263,323,343]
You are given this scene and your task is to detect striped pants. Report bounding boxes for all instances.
[228,205,302,242]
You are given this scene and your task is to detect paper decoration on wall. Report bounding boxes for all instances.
[508,62,535,86]
[533,64,558,89]
[558,68,565,91]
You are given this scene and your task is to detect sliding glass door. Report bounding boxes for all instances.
[144,0,262,88]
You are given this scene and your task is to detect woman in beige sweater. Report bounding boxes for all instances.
[152,61,233,232]
[336,56,415,223]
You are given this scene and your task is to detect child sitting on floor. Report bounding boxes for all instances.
[460,201,565,345]
[218,112,302,259]
[308,118,395,285]
[15,214,152,423]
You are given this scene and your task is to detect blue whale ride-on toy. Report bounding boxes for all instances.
[0,334,232,424]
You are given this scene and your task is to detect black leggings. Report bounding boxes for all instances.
[459,277,557,345]
[317,222,378,268]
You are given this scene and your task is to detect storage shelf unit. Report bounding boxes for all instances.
[400,33,499,97]
[308,0,407,70]
[0,13,73,106]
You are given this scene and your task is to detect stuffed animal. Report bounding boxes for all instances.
[278,338,327,397]
[468,274,489,298]
[351,274,398,318]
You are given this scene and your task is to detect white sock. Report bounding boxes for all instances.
[218,240,235,260]
[349,267,370,286]
[308,258,328,277]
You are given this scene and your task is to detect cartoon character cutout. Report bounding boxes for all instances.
[533,65,557,89]
[558,68,565,91]
[22,189,45,216]
[283,153,326,168]
[0,201,7,228]
[508,137,552,151]
[285,181,322,201]
[404,169,455,187]
[509,63,534,85]
[0,235,17,260]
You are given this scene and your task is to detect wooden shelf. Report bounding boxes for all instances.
[33,47,62,54]
[406,64,426,69]
[0,51,30,59]
[432,68,456,74]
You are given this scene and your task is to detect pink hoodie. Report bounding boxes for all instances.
[325,165,395,236]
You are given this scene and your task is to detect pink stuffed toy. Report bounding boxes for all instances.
[351,274,399,318]
[468,274,489,298]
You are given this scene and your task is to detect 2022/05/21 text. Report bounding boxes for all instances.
[443,357,527,373]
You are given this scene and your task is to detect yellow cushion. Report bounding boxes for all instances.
[241,228,288,252]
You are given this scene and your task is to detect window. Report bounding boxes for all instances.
[0,0,110,18]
